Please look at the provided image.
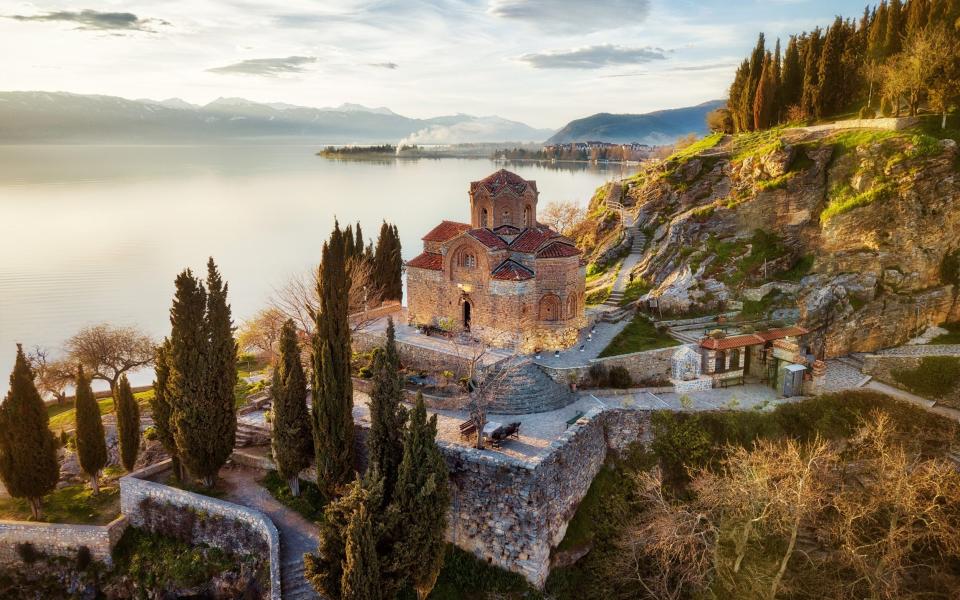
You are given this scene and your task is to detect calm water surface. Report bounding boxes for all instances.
[0,145,624,393]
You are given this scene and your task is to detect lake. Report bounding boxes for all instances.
[0,145,624,393]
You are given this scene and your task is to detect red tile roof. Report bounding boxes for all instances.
[536,241,581,258]
[509,228,549,253]
[422,220,471,242]
[491,259,534,281]
[467,228,508,249]
[699,326,809,350]
[493,224,522,235]
[470,169,535,196]
[756,326,809,341]
[406,251,443,270]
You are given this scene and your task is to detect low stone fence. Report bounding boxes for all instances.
[537,345,677,387]
[0,515,128,566]
[349,301,402,326]
[120,461,281,600]
[352,376,469,410]
[354,330,479,375]
[862,350,960,392]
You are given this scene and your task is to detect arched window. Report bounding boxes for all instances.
[524,205,532,227]
[457,249,477,268]
[501,209,512,226]
[539,294,561,321]
[566,294,577,319]
[481,207,489,227]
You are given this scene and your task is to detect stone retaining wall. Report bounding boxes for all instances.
[352,376,469,410]
[354,330,483,376]
[862,352,960,393]
[120,461,281,600]
[537,345,677,386]
[442,407,651,587]
[0,515,128,566]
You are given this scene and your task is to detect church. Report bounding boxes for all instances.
[406,169,586,352]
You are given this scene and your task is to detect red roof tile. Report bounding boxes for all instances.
[699,326,809,350]
[756,326,809,341]
[493,224,523,235]
[700,334,765,350]
[536,241,581,258]
[509,228,549,253]
[470,169,535,196]
[491,259,534,281]
[406,251,443,270]
[468,228,508,249]
[422,220,471,242]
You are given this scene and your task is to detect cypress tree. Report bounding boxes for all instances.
[753,53,776,129]
[0,345,59,519]
[817,18,847,118]
[740,33,766,132]
[781,36,804,112]
[772,38,783,122]
[271,319,313,497]
[150,338,182,479]
[115,374,140,472]
[74,364,107,494]
[728,60,750,131]
[389,224,403,302]
[886,0,904,55]
[201,258,237,486]
[870,1,890,59]
[340,503,383,600]
[373,221,404,302]
[801,28,823,118]
[312,222,355,501]
[305,470,384,599]
[344,223,356,260]
[366,317,407,501]
[167,268,210,484]
[354,223,365,261]
[390,393,450,600]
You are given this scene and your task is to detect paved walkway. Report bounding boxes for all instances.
[533,317,632,369]
[220,466,321,599]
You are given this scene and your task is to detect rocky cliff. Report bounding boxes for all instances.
[577,126,960,357]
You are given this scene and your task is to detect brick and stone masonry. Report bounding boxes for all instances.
[406,169,586,353]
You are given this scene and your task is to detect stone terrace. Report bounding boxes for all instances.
[353,383,784,463]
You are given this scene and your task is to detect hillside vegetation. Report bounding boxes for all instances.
[573,120,960,356]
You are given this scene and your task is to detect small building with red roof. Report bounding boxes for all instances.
[697,325,813,395]
[406,169,586,351]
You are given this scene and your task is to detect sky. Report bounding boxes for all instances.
[0,0,869,128]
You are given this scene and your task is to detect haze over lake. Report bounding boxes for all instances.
[0,145,621,393]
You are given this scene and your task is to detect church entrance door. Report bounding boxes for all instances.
[463,300,472,331]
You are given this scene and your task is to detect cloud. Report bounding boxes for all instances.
[207,56,318,76]
[519,44,666,69]
[369,62,399,69]
[489,0,649,33]
[6,9,169,32]
[670,62,737,72]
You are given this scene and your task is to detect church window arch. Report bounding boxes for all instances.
[566,294,577,319]
[539,294,561,321]
[501,208,512,226]
[524,205,532,227]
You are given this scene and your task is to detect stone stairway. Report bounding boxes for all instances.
[601,223,648,314]
[281,557,320,600]
[485,360,575,414]
[235,422,270,448]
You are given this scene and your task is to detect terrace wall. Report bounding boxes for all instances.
[0,515,128,566]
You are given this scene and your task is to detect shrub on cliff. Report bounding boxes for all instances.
[115,374,140,472]
[74,364,107,495]
[0,345,60,519]
[271,319,313,497]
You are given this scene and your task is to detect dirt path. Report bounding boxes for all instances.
[220,465,322,599]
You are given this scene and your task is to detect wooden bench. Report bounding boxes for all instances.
[565,411,585,427]
[459,418,477,439]
[719,375,744,388]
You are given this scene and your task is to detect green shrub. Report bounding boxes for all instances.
[756,172,794,191]
[260,470,326,521]
[931,322,960,344]
[587,363,608,387]
[941,250,960,288]
[820,182,894,222]
[585,286,611,305]
[608,366,632,388]
[893,356,960,400]
[419,545,540,600]
[858,106,876,119]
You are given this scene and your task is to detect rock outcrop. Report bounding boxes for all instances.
[583,128,960,357]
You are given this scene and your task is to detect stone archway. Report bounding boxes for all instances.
[539,294,561,321]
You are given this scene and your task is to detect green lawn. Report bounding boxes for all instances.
[619,278,651,307]
[892,356,960,402]
[598,314,679,358]
[47,390,153,433]
[260,470,326,521]
[931,322,960,344]
[0,482,120,524]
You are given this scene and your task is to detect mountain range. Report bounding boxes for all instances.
[0,92,555,145]
[546,100,725,145]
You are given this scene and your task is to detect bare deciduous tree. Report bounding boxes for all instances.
[830,412,960,600]
[539,200,586,235]
[65,323,155,391]
[237,307,287,364]
[270,257,383,338]
[27,346,73,404]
